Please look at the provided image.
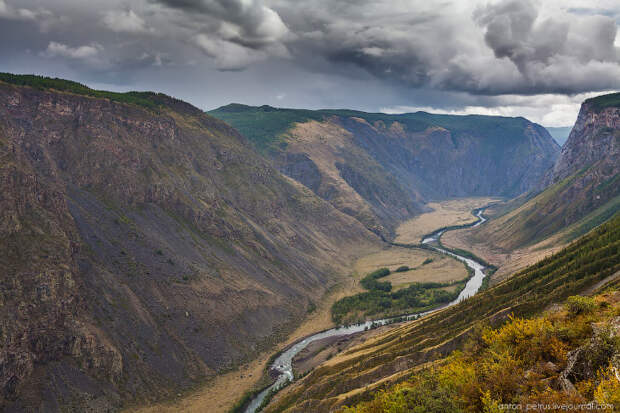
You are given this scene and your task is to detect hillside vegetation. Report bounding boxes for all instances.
[0,72,177,110]
[585,91,620,111]
[342,289,620,412]
[210,104,544,155]
[332,265,468,324]
[264,213,620,412]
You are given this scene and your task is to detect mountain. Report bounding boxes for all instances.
[546,126,572,146]
[0,74,381,411]
[459,92,619,255]
[263,212,620,413]
[210,105,560,238]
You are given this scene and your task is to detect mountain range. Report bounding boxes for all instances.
[210,104,559,238]
[0,73,617,412]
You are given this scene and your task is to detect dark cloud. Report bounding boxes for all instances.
[0,0,618,124]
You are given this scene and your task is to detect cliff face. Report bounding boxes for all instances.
[462,93,620,251]
[546,96,619,185]
[211,106,560,238]
[0,80,379,411]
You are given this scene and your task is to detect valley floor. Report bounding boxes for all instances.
[394,197,501,244]
[442,203,584,283]
[126,197,496,413]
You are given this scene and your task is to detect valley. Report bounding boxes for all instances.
[239,202,492,413]
[128,198,493,413]
[394,197,502,244]
[0,72,617,413]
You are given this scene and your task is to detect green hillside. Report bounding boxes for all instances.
[209,104,536,154]
[585,91,620,111]
[343,288,620,412]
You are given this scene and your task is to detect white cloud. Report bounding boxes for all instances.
[0,0,46,21]
[154,0,291,70]
[194,34,264,70]
[381,90,617,127]
[44,41,103,61]
[102,9,149,33]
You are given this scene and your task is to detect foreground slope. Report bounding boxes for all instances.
[344,288,620,412]
[210,105,559,238]
[264,213,620,412]
[0,75,380,411]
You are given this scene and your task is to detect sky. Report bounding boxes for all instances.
[1,0,619,127]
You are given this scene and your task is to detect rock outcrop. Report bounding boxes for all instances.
[546,96,619,184]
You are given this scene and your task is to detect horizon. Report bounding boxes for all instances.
[3,70,617,129]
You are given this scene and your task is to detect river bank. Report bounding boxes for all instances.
[243,206,491,413]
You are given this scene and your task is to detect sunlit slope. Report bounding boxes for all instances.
[343,288,620,412]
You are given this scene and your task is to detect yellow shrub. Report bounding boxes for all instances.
[593,365,620,409]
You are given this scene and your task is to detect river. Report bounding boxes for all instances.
[244,209,488,413]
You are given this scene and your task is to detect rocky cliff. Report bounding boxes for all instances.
[463,92,620,252]
[0,76,380,411]
[211,105,560,238]
[546,93,619,185]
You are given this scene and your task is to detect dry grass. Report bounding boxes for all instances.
[395,197,501,244]
[353,246,468,289]
[287,120,375,217]
[442,225,566,283]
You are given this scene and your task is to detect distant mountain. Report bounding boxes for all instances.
[0,74,380,411]
[546,126,572,146]
[210,105,560,238]
[463,92,620,252]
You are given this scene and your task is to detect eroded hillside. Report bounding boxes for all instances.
[0,76,381,411]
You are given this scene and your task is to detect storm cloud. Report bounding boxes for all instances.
[0,0,618,125]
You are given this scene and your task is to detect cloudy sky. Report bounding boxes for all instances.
[1,0,619,126]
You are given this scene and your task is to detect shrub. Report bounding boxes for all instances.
[565,295,597,316]
[369,268,390,278]
[395,265,410,272]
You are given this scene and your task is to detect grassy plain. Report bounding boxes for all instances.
[354,247,468,291]
[394,197,501,244]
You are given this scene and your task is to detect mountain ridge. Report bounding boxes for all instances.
[210,104,560,238]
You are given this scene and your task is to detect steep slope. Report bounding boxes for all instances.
[460,92,619,254]
[264,212,620,413]
[343,290,620,412]
[0,75,380,411]
[210,105,560,238]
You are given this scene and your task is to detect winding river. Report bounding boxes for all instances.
[244,209,488,413]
